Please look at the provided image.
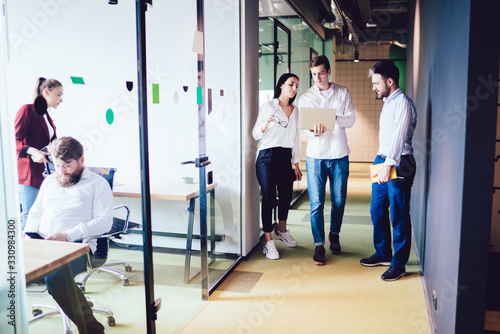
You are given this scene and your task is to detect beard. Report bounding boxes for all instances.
[379,86,391,98]
[57,165,84,187]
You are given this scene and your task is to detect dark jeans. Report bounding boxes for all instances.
[370,154,416,268]
[45,253,104,334]
[256,147,295,233]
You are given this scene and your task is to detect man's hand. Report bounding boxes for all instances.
[46,232,69,242]
[294,163,303,181]
[310,123,325,136]
[375,165,392,184]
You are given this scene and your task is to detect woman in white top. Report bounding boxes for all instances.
[15,77,63,230]
[252,73,303,260]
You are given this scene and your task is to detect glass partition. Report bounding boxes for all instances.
[1,7,29,333]
[205,0,242,272]
[3,0,242,332]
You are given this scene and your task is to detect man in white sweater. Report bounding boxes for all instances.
[298,55,356,266]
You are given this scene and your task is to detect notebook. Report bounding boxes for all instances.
[369,163,398,183]
[299,107,337,131]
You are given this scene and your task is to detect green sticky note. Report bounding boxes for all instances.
[152,84,159,104]
[70,76,85,85]
[106,108,114,125]
[197,87,202,105]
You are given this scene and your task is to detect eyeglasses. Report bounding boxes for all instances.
[273,111,288,128]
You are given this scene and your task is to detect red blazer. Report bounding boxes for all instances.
[15,104,57,188]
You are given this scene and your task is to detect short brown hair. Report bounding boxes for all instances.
[309,55,330,72]
[50,137,84,163]
[368,61,400,85]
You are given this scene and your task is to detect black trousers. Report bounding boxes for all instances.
[45,253,105,334]
[256,147,295,233]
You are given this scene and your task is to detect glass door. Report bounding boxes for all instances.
[258,18,291,106]
[274,19,291,87]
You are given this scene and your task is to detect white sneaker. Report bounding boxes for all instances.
[271,228,297,247]
[263,240,280,260]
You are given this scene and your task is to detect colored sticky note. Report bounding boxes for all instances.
[152,84,159,104]
[192,30,204,54]
[71,76,85,85]
[207,88,212,115]
[197,87,202,105]
[106,109,114,125]
[126,81,133,91]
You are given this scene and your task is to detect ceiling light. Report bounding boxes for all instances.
[366,22,377,28]
[348,33,352,41]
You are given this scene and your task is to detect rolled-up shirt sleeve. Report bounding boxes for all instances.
[336,89,356,129]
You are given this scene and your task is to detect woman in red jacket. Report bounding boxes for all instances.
[15,77,63,230]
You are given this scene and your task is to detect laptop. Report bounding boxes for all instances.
[299,107,337,131]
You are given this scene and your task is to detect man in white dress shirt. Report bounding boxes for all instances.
[360,60,417,282]
[24,136,113,333]
[298,55,356,266]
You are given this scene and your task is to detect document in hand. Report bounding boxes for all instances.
[369,163,397,183]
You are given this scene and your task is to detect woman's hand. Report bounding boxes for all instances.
[261,113,276,132]
[28,148,50,163]
[265,113,276,123]
[294,163,302,181]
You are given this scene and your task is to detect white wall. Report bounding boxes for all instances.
[6,0,244,250]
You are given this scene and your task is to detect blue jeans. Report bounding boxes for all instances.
[19,184,39,231]
[45,253,104,333]
[306,156,349,246]
[370,154,416,268]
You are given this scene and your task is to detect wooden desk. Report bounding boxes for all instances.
[24,239,89,283]
[24,239,90,330]
[113,182,217,201]
[113,182,217,284]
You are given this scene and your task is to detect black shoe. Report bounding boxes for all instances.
[313,245,326,266]
[360,254,392,267]
[381,266,406,281]
[328,232,341,255]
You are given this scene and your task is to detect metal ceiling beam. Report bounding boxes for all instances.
[355,0,372,22]
[284,0,326,40]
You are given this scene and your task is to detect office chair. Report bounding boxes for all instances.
[76,167,140,292]
[29,297,115,333]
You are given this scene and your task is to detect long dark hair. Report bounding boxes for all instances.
[33,77,63,101]
[274,73,299,105]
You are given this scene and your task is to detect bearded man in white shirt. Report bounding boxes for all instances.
[360,60,417,282]
[24,136,113,333]
[298,55,356,266]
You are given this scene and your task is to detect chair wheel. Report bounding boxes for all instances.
[125,265,132,272]
[107,316,115,326]
[88,300,94,307]
[32,309,43,316]
[123,279,129,286]
[80,286,86,293]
